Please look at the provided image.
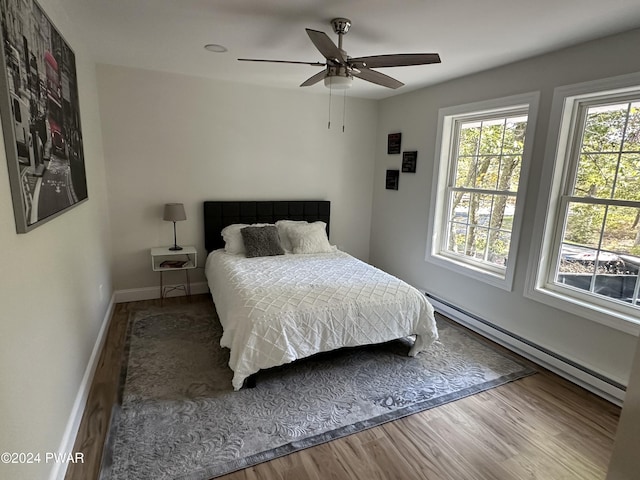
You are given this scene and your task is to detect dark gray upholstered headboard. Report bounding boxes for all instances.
[204,200,331,253]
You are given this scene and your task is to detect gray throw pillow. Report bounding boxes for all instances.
[241,225,285,258]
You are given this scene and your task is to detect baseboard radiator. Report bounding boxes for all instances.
[425,293,626,406]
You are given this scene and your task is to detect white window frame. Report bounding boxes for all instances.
[525,72,640,336]
[426,92,540,291]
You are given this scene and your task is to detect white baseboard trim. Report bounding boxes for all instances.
[113,281,209,303]
[49,294,116,480]
[425,293,625,406]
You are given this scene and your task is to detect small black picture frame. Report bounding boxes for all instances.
[402,151,418,173]
[387,132,402,154]
[386,169,399,190]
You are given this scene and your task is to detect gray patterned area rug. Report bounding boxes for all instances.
[100,301,535,480]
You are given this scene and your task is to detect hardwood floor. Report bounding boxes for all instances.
[65,295,621,480]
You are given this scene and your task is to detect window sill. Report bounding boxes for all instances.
[524,284,640,336]
[425,253,514,291]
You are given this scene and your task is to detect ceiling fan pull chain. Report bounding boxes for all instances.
[328,84,333,129]
[342,90,347,133]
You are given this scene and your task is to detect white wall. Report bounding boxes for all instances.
[0,1,112,479]
[96,64,378,293]
[370,29,640,389]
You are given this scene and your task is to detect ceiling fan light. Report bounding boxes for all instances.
[324,75,352,89]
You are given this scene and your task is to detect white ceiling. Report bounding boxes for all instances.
[62,0,640,100]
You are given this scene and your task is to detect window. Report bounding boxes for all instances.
[12,98,21,122]
[527,74,640,334]
[427,93,539,290]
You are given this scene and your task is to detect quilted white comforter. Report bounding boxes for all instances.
[205,249,438,390]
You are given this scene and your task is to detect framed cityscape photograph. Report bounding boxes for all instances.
[0,0,87,233]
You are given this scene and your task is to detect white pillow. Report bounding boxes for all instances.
[221,224,248,254]
[287,222,332,254]
[221,223,272,254]
[275,220,309,252]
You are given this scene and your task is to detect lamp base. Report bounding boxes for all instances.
[169,245,183,251]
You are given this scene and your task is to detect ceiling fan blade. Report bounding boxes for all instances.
[350,53,441,68]
[353,68,404,89]
[305,29,346,65]
[300,70,326,87]
[238,58,326,67]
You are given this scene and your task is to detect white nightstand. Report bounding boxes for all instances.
[150,246,197,302]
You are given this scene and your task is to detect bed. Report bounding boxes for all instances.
[203,200,438,390]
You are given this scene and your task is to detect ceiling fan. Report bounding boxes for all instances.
[238,18,441,90]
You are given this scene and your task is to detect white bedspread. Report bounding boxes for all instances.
[205,249,438,390]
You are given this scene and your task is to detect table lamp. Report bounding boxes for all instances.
[163,203,186,251]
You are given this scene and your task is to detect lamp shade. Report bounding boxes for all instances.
[163,203,186,222]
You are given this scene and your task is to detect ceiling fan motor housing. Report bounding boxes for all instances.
[331,18,351,35]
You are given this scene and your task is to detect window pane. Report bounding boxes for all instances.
[477,156,500,190]
[446,192,469,253]
[476,157,492,188]
[502,117,527,154]
[498,156,521,192]
[601,206,640,256]
[449,192,469,222]
[478,120,505,155]
[594,272,638,304]
[557,244,597,295]
[563,202,606,249]
[559,244,597,274]
[473,194,494,227]
[465,192,478,226]
[488,230,511,266]
[458,123,480,156]
[447,222,467,254]
[505,196,517,231]
[622,102,640,152]
[487,195,515,232]
[574,153,618,198]
[454,156,473,187]
[581,103,627,153]
[614,154,640,201]
[469,226,488,260]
